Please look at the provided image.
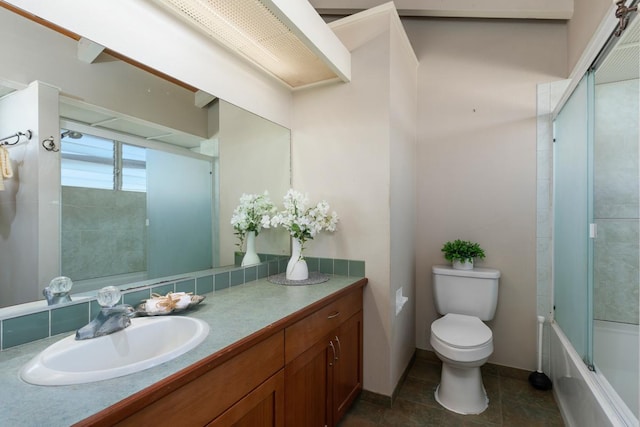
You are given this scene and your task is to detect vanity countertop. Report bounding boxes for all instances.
[0,275,365,427]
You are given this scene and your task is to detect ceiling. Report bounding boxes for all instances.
[1,0,634,144]
[309,0,574,20]
[596,14,640,84]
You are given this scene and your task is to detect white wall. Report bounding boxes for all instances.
[0,82,60,307]
[404,17,567,370]
[0,7,208,138]
[4,0,292,128]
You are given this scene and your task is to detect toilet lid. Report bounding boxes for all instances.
[431,313,492,349]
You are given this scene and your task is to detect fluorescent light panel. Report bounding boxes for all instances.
[154,0,338,87]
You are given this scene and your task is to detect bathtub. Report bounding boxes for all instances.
[594,320,639,419]
[550,321,639,427]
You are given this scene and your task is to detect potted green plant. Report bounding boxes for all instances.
[441,239,485,270]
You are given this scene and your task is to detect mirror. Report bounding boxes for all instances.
[0,6,291,310]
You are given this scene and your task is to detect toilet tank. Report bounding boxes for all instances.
[432,265,501,321]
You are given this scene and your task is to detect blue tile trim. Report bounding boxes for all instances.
[0,255,365,350]
[176,279,196,294]
[197,275,214,294]
[305,257,320,272]
[3,311,49,349]
[230,270,244,287]
[123,289,151,307]
[334,259,349,276]
[152,283,175,296]
[51,302,90,336]
[245,266,258,282]
[215,271,230,290]
[319,258,334,274]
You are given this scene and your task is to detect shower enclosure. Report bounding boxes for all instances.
[552,20,639,425]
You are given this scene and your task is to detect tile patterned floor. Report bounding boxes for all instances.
[338,352,564,426]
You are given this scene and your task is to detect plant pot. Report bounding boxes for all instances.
[452,259,473,270]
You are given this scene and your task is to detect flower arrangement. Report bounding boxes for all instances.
[230,192,276,251]
[271,189,339,254]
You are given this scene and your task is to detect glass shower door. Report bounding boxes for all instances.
[553,73,595,366]
[592,57,640,418]
[146,149,213,279]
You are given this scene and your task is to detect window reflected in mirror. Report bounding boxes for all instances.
[60,128,214,294]
[61,131,147,191]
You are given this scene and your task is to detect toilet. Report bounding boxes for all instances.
[430,265,501,415]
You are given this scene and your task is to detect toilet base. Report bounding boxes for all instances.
[434,362,488,415]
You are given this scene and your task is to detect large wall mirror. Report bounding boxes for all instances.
[0,6,291,310]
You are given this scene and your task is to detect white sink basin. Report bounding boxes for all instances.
[20,316,209,386]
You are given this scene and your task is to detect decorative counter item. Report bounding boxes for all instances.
[288,237,308,280]
[441,239,485,270]
[271,189,339,281]
[137,292,205,316]
[267,271,330,286]
[230,192,276,266]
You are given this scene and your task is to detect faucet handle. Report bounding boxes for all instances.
[97,286,122,308]
[48,276,73,293]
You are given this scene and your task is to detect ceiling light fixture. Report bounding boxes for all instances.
[152,0,349,88]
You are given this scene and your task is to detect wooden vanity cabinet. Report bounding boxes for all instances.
[331,311,363,423]
[284,287,364,427]
[207,370,284,427]
[77,331,285,427]
[76,280,365,427]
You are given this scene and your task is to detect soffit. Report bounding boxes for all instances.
[59,98,205,149]
[596,16,640,84]
[310,0,574,20]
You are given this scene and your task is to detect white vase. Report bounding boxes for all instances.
[286,238,309,280]
[453,259,473,270]
[241,231,260,266]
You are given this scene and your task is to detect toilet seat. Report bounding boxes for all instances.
[431,313,492,349]
[430,313,493,363]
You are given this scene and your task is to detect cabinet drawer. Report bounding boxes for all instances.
[285,288,362,363]
[115,331,284,426]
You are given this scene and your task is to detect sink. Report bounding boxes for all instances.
[20,316,209,386]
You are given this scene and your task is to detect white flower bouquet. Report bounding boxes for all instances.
[271,189,339,253]
[230,192,276,251]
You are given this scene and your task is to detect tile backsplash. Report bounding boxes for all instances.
[0,255,365,351]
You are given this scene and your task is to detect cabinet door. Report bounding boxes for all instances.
[331,311,363,425]
[284,338,331,427]
[113,332,284,427]
[208,370,284,427]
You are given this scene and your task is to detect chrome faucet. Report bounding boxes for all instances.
[43,276,73,306]
[76,286,136,340]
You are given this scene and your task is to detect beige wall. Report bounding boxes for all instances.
[218,101,291,265]
[403,18,566,370]
[292,6,418,396]
[388,15,418,389]
[292,32,394,395]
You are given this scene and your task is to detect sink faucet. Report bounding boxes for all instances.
[43,276,73,306]
[76,286,136,340]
